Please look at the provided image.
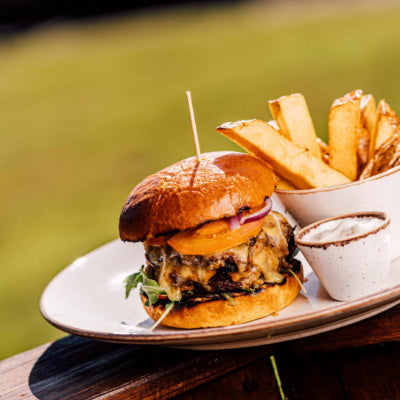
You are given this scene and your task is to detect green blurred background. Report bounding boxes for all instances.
[2,0,400,359]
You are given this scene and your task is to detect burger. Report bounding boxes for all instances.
[119,151,303,329]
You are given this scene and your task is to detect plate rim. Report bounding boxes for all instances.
[171,299,400,350]
[40,239,400,344]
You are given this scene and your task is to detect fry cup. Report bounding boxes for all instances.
[277,165,400,260]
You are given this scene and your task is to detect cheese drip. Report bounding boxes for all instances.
[146,211,292,300]
[250,212,289,283]
[158,262,214,301]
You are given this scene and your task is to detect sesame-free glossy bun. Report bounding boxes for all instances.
[142,267,303,329]
[119,151,277,242]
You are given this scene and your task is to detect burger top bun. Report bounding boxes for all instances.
[119,151,277,242]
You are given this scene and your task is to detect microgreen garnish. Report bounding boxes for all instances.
[289,246,300,259]
[288,268,307,294]
[241,285,261,296]
[221,293,236,306]
[124,266,168,306]
[124,270,142,299]
[148,301,176,332]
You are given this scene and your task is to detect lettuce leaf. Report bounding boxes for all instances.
[124,266,167,306]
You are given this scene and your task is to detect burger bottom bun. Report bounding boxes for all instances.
[142,265,303,329]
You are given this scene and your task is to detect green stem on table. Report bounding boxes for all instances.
[270,355,286,400]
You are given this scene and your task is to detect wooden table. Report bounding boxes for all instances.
[2,304,400,400]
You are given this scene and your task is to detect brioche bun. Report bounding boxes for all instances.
[142,267,303,329]
[119,151,277,242]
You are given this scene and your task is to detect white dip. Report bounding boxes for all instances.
[304,217,383,243]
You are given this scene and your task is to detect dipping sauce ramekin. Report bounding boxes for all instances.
[295,212,391,301]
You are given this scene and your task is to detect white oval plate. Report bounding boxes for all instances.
[40,238,400,349]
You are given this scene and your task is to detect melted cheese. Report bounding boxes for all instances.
[248,213,288,283]
[158,261,214,302]
[148,211,290,298]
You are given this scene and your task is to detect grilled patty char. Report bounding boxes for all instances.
[144,211,296,301]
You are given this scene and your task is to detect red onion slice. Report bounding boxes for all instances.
[227,198,272,230]
[228,214,241,230]
[239,198,272,225]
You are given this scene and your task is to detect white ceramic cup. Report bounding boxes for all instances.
[276,165,400,260]
[295,212,391,301]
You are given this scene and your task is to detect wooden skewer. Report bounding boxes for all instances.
[186,91,201,161]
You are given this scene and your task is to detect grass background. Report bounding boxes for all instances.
[2,0,400,359]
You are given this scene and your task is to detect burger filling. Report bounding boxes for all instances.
[141,211,299,303]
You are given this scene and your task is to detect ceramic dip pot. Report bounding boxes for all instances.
[295,212,391,301]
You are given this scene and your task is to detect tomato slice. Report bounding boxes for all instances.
[167,217,265,255]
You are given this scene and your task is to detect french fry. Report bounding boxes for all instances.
[216,119,351,189]
[316,137,329,165]
[268,120,280,132]
[373,100,400,151]
[269,93,320,158]
[328,90,362,181]
[360,133,400,179]
[276,175,298,190]
[358,94,376,173]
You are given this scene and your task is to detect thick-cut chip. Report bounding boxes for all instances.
[276,175,297,190]
[358,94,376,173]
[360,133,400,179]
[316,137,329,164]
[373,100,400,152]
[269,93,320,158]
[328,90,362,180]
[216,119,351,189]
[268,120,280,131]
